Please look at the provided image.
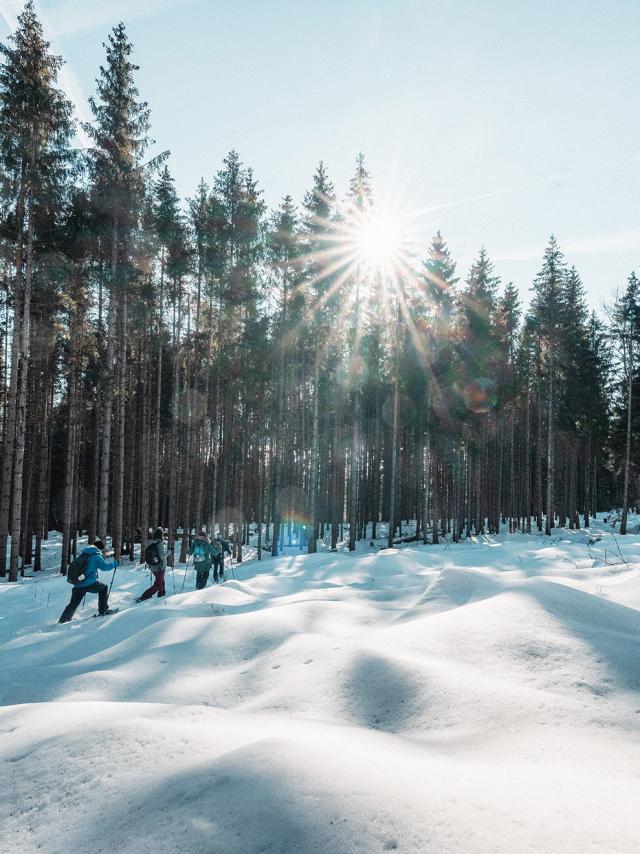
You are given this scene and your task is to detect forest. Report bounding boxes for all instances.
[0,2,636,583]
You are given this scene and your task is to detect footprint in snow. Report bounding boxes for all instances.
[272,664,281,670]
[303,659,313,665]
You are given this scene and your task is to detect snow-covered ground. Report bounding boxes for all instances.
[2,525,640,853]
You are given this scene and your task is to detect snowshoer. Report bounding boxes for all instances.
[58,539,119,623]
[189,530,215,589]
[211,536,231,583]
[136,527,167,602]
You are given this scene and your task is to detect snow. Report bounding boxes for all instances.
[2,527,640,853]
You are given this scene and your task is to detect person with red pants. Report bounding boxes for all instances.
[136,527,167,601]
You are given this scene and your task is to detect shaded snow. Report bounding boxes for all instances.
[2,530,640,852]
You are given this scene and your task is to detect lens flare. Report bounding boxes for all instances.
[354,211,402,272]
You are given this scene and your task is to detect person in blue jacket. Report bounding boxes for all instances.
[58,539,119,623]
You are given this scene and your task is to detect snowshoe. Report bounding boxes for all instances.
[94,608,119,618]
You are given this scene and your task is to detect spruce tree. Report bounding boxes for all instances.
[84,22,158,556]
[302,162,336,552]
[529,236,568,534]
[0,0,74,579]
[609,273,640,534]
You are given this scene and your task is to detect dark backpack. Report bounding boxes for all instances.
[145,541,162,567]
[67,552,91,585]
[211,540,223,557]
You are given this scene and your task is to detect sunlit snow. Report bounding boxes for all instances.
[1,523,640,852]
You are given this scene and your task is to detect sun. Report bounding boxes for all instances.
[354,210,403,272]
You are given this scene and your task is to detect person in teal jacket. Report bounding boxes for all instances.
[58,539,118,623]
[189,531,215,589]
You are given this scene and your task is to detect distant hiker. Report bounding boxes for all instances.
[211,536,231,583]
[136,527,167,602]
[189,530,214,589]
[58,539,119,623]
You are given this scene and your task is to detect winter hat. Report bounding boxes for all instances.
[153,527,163,540]
[93,538,105,551]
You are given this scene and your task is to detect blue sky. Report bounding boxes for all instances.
[1,0,639,307]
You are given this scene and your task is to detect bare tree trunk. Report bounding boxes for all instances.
[308,355,320,554]
[152,246,164,523]
[167,276,181,565]
[112,292,127,560]
[621,340,633,535]
[0,187,25,578]
[61,370,78,574]
[388,299,401,549]
[545,349,555,536]
[525,391,531,533]
[33,370,50,572]
[236,423,245,563]
[98,214,119,540]
[139,330,150,553]
[9,198,35,581]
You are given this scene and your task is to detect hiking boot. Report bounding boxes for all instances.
[98,608,119,617]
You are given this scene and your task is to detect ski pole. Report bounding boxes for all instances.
[181,555,190,592]
[171,560,176,594]
[109,561,119,595]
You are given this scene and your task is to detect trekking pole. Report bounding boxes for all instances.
[181,555,190,592]
[109,562,119,595]
[171,560,176,594]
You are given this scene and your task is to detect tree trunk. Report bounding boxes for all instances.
[545,349,555,536]
[621,340,633,535]
[98,214,119,541]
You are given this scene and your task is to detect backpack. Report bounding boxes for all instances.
[193,541,207,563]
[211,540,222,558]
[67,552,91,585]
[145,541,162,567]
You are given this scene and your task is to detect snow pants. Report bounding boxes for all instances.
[213,556,224,582]
[139,569,166,600]
[59,582,108,623]
[195,568,210,589]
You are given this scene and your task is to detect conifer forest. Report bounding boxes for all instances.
[0,2,636,586]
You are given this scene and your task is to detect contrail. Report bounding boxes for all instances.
[400,153,640,224]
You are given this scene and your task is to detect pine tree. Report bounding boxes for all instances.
[154,166,188,561]
[608,273,640,534]
[84,22,158,557]
[301,162,336,553]
[495,281,521,528]
[528,236,568,534]
[419,232,459,543]
[0,0,74,580]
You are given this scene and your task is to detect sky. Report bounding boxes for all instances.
[1,0,639,309]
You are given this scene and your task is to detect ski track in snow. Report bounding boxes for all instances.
[1,528,640,853]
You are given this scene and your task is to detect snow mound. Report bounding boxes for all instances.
[405,566,504,617]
